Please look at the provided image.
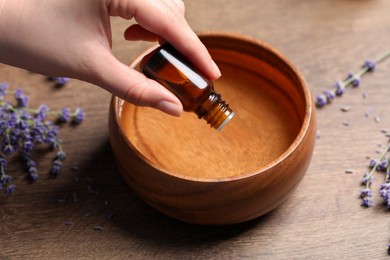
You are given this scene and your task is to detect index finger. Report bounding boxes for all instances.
[109,0,221,80]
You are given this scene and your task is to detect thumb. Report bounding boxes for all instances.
[91,55,183,117]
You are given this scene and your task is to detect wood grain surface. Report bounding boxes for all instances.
[1,0,390,259]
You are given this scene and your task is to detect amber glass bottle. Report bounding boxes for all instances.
[141,43,234,131]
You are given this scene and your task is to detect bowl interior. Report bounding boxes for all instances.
[118,35,308,180]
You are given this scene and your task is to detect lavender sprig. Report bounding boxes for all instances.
[0,157,15,194]
[0,82,84,194]
[360,141,390,207]
[316,51,390,107]
[379,159,390,209]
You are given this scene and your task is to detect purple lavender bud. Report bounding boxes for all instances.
[0,157,7,169]
[364,59,376,72]
[0,175,12,184]
[72,108,85,124]
[58,107,70,123]
[56,77,70,85]
[31,124,45,143]
[315,94,327,107]
[55,150,66,161]
[323,89,336,101]
[361,196,373,207]
[381,183,390,190]
[4,184,16,194]
[22,140,34,154]
[380,159,389,171]
[45,126,59,145]
[28,172,39,182]
[334,81,345,96]
[27,165,37,174]
[17,118,29,130]
[35,104,49,121]
[14,89,29,107]
[2,101,12,111]
[369,159,379,169]
[3,144,16,155]
[0,176,13,193]
[58,107,71,123]
[7,113,18,129]
[3,134,11,145]
[27,162,37,171]
[346,72,361,87]
[0,82,8,99]
[360,188,372,198]
[376,161,384,172]
[379,187,388,199]
[362,172,373,185]
[0,82,8,91]
[51,159,62,176]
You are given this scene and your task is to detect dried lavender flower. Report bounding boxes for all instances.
[324,89,336,101]
[346,72,361,87]
[364,59,376,72]
[362,172,373,185]
[72,108,85,124]
[334,81,345,96]
[14,89,29,107]
[315,51,390,108]
[48,76,71,86]
[0,83,8,100]
[56,77,71,86]
[0,82,85,194]
[360,143,390,208]
[361,196,373,207]
[50,159,62,176]
[58,107,71,123]
[380,160,389,171]
[369,159,379,169]
[360,187,372,198]
[315,94,327,108]
[380,160,390,208]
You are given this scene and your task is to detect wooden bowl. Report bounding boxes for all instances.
[108,33,316,225]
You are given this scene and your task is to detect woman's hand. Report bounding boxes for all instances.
[0,0,221,116]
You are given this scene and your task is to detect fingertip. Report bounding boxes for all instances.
[211,60,222,79]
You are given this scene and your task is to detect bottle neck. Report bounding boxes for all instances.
[195,92,235,131]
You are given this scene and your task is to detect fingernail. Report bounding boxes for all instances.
[212,60,221,78]
[155,100,183,117]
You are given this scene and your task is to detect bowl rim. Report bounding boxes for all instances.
[112,32,314,183]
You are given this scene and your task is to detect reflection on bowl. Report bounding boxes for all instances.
[108,32,316,225]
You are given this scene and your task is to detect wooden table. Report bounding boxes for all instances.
[1,0,390,259]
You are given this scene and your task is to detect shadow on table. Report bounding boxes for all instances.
[78,138,276,249]
[115,203,275,248]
